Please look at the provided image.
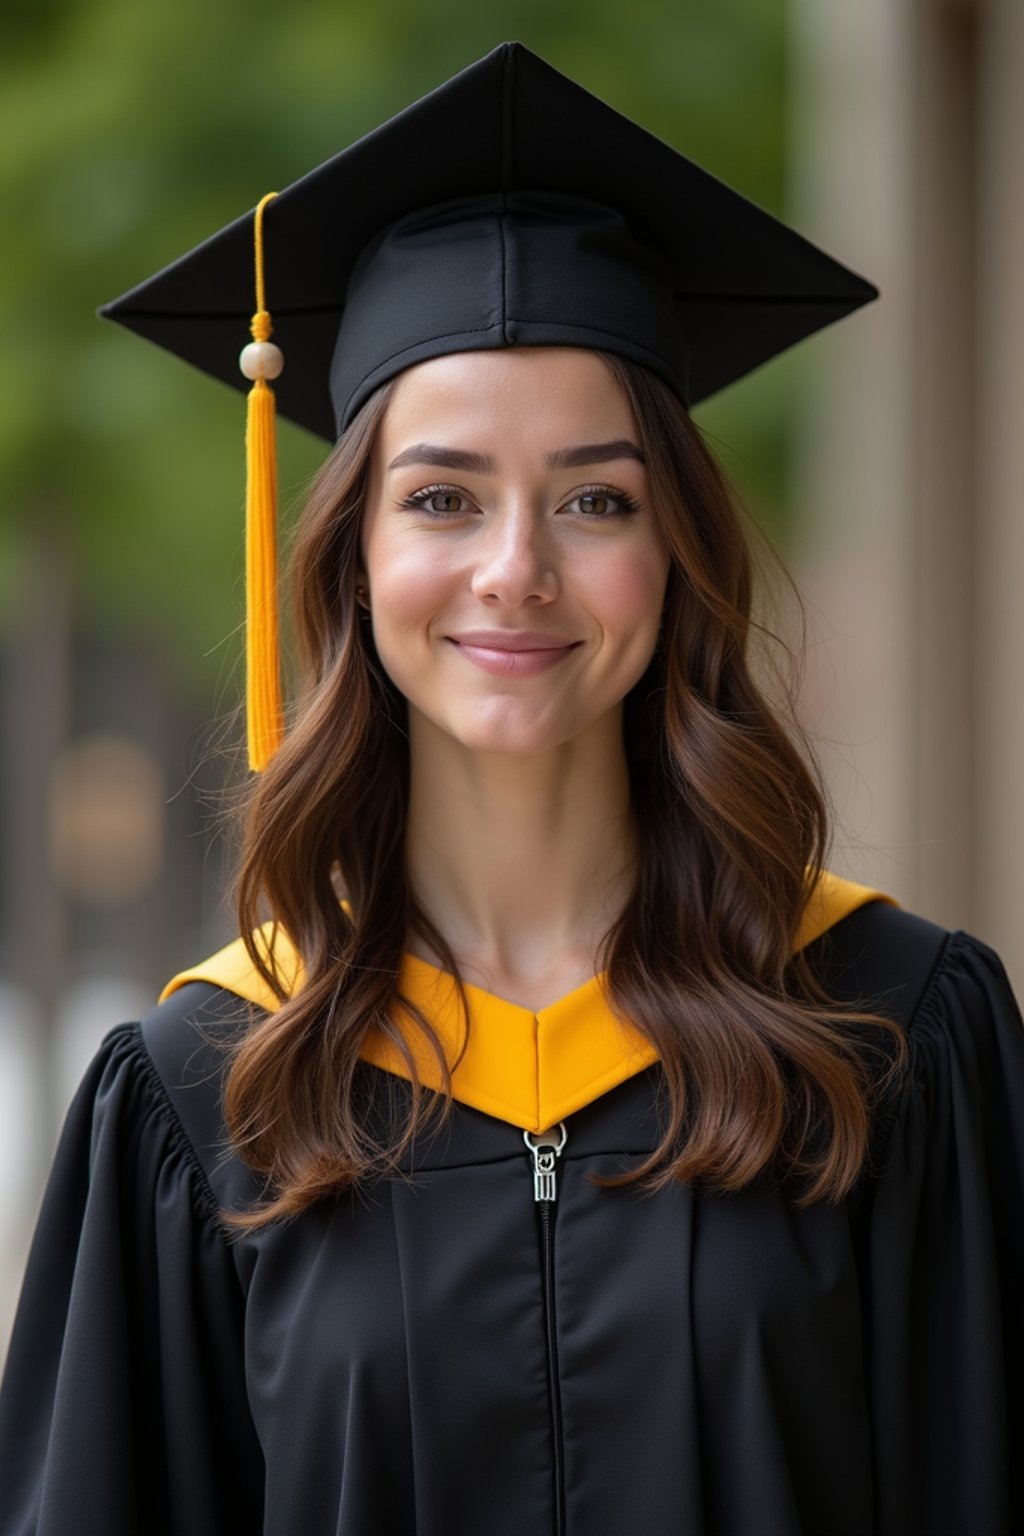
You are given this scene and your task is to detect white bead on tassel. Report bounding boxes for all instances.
[239,340,285,381]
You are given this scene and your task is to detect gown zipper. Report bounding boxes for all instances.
[524,1123,569,1536]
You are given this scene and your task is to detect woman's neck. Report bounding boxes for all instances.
[404,706,636,1004]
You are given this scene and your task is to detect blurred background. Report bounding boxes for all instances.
[2,0,1022,1362]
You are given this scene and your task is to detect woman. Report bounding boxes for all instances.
[2,42,1023,1536]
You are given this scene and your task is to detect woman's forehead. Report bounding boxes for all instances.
[378,349,638,459]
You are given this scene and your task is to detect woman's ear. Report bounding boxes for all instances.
[354,572,371,610]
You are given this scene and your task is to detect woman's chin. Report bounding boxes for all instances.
[427,701,586,758]
[453,724,574,758]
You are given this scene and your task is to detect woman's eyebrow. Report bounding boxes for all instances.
[387,439,645,473]
[544,439,645,469]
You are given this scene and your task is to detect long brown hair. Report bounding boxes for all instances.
[224,353,908,1230]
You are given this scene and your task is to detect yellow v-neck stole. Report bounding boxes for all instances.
[160,868,896,1133]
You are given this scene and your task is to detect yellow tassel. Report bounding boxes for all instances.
[239,192,285,771]
[245,371,283,770]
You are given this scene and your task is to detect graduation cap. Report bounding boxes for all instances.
[99,40,878,770]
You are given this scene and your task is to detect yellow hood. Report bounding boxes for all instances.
[160,869,896,1133]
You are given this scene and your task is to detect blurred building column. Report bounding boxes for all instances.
[974,0,1024,962]
[788,0,918,901]
[788,0,1022,982]
[1,530,72,1159]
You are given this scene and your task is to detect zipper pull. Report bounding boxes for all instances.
[523,1123,568,1202]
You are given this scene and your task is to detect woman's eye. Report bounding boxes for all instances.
[401,486,469,517]
[576,492,612,517]
[566,487,640,518]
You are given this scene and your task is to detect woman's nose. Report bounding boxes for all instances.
[468,506,559,606]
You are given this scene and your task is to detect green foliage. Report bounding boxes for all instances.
[0,0,789,695]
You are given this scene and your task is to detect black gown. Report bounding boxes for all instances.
[1,899,1023,1536]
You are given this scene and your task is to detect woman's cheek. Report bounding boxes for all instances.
[589,544,669,644]
[370,541,463,637]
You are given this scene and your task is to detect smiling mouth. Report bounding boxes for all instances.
[445,637,581,676]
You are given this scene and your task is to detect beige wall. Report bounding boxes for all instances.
[975,0,1024,966]
[789,0,1023,985]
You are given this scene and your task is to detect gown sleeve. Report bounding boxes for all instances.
[861,930,1024,1536]
[0,1022,264,1536]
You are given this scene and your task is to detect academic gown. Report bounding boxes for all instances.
[2,874,1023,1536]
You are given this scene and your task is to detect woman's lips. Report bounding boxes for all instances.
[445,635,581,677]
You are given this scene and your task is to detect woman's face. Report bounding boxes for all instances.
[360,347,671,756]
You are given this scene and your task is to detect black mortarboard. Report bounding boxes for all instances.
[98,41,878,766]
[100,39,877,437]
